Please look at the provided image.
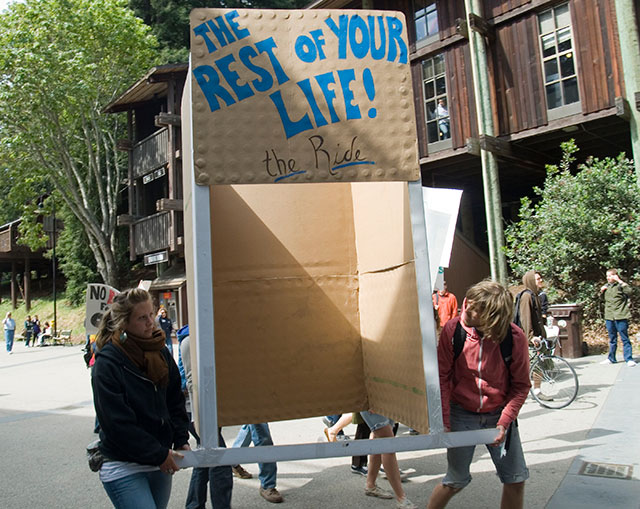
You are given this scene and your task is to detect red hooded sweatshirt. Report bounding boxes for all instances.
[437,307,531,430]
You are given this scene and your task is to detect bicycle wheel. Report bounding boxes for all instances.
[529,355,579,409]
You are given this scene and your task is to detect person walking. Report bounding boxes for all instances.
[3,312,16,354]
[515,271,552,401]
[91,288,190,509]
[600,269,635,366]
[427,280,531,509]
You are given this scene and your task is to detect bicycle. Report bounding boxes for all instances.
[529,327,579,409]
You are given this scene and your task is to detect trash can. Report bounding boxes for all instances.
[548,303,584,358]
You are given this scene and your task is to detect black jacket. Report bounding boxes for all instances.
[91,342,189,466]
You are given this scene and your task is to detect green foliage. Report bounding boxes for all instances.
[128,0,309,60]
[505,140,640,322]
[0,0,158,286]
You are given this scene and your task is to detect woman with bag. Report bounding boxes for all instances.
[91,288,190,509]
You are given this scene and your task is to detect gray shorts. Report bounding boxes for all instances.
[443,404,529,488]
[360,411,393,432]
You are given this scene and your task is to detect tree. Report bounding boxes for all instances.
[0,0,158,287]
[504,140,640,321]
[128,0,310,62]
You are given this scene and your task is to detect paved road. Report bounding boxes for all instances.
[1,341,638,508]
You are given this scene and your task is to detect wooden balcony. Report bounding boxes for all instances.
[132,128,169,179]
[133,212,170,256]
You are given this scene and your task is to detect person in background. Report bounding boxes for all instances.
[32,315,41,346]
[432,281,459,329]
[158,308,174,358]
[427,280,530,509]
[24,315,34,347]
[38,321,52,346]
[600,268,635,366]
[92,288,189,509]
[3,311,15,354]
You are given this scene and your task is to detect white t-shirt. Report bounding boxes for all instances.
[99,460,159,483]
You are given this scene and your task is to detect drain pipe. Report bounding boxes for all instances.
[464,0,508,283]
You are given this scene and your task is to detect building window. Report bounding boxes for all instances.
[422,54,450,146]
[538,3,579,111]
[414,0,438,44]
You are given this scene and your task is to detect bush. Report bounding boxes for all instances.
[505,140,640,322]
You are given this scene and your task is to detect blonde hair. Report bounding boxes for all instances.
[465,279,513,343]
[95,288,152,349]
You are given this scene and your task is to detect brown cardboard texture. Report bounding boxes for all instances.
[189,8,420,185]
[184,180,429,433]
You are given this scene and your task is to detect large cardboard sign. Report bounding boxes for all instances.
[189,8,420,185]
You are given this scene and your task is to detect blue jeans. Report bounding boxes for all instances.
[232,423,277,489]
[186,431,233,509]
[102,470,171,509]
[5,329,14,352]
[606,319,632,362]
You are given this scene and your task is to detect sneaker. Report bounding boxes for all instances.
[232,465,253,479]
[351,465,368,476]
[600,359,614,364]
[259,487,283,503]
[365,484,393,499]
[397,496,417,509]
[381,467,410,481]
[322,416,333,427]
[536,392,554,402]
[627,360,637,367]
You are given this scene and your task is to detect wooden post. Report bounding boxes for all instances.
[11,262,17,310]
[24,258,31,312]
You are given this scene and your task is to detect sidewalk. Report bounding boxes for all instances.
[0,342,638,508]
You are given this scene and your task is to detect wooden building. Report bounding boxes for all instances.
[103,64,189,327]
[310,0,637,297]
[0,219,52,311]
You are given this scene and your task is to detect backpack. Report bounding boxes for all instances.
[512,289,536,330]
[452,321,513,368]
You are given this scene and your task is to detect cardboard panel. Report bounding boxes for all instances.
[189,8,420,185]
[211,184,357,281]
[359,263,429,433]
[351,181,414,273]
[213,276,367,426]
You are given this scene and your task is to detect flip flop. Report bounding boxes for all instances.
[323,428,336,442]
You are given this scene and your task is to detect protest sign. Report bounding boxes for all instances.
[85,284,120,336]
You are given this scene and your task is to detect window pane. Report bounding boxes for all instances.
[563,77,579,104]
[427,121,439,143]
[557,27,572,52]
[422,60,433,80]
[560,52,575,78]
[424,80,435,99]
[426,100,436,120]
[544,59,559,83]
[555,4,571,28]
[427,7,439,35]
[539,9,554,34]
[546,82,562,109]
[434,54,445,75]
[541,34,556,58]
[435,76,446,95]
[416,19,427,40]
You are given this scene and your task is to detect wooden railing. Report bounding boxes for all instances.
[132,128,169,179]
[133,212,170,255]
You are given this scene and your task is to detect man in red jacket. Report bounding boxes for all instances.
[432,281,459,329]
[427,280,531,509]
